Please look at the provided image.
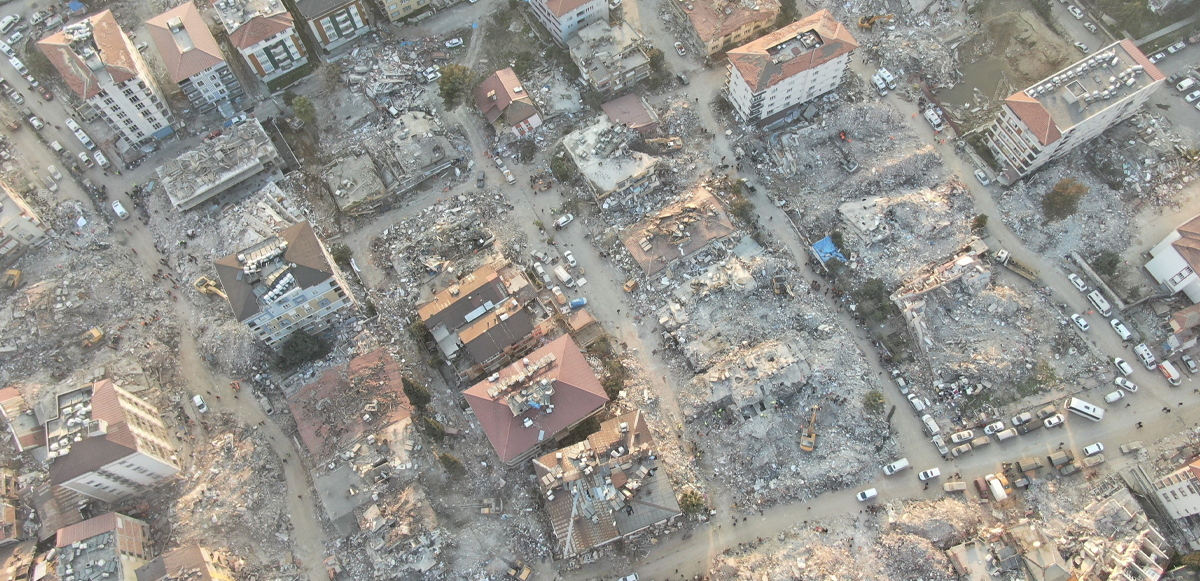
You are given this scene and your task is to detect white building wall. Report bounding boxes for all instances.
[84,71,173,145]
[530,0,607,44]
[728,53,848,122]
[188,63,233,104]
[60,451,179,502]
[245,278,353,345]
[1158,475,1200,519]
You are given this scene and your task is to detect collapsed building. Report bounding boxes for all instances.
[601,93,660,135]
[158,119,285,210]
[463,335,609,465]
[0,181,48,266]
[56,513,153,580]
[567,21,651,97]
[213,221,356,347]
[621,189,736,276]
[532,410,681,558]
[668,0,779,56]
[336,111,461,215]
[135,544,239,581]
[563,116,658,205]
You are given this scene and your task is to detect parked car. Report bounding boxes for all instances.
[554,214,574,229]
[1037,405,1058,419]
[1114,377,1138,392]
[1071,314,1090,331]
[476,171,485,188]
[1187,90,1200,104]
[1150,52,1166,63]
[932,435,948,455]
[38,86,51,100]
[112,200,129,219]
[444,37,463,48]
[223,113,248,127]
[1104,390,1125,403]
[950,430,974,444]
[7,90,22,104]
[1083,442,1105,456]
[0,40,10,57]
[27,115,41,130]
[983,421,1005,435]
[1067,4,1084,18]
[973,169,990,185]
[951,443,972,457]
[1044,413,1065,428]
[1110,319,1133,340]
[1083,21,1098,33]
[569,297,587,309]
[1068,273,1088,292]
[7,31,21,45]
[1167,41,1187,53]
[918,468,941,481]
[1073,42,1089,53]
[1183,354,1198,374]
[47,165,61,180]
[674,41,685,56]
[1113,357,1133,376]
[563,250,576,267]
[94,151,110,168]
[856,488,878,502]
[1011,412,1033,426]
[78,151,93,167]
[193,394,208,413]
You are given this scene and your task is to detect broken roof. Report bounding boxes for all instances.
[0,386,45,452]
[622,189,737,276]
[464,335,608,464]
[601,93,660,133]
[727,10,857,93]
[146,2,225,84]
[135,545,224,581]
[1170,214,1200,273]
[683,0,780,45]
[213,221,336,322]
[417,262,507,332]
[1005,39,1163,146]
[158,118,281,210]
[458,300,536,364]
[473,68,540,127]
[563,116,658,196]
[37,10,141,100]
[32,484,82,541]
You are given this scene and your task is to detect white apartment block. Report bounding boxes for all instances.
[146,2,245,115]
[529,0,608,46]
[218,0,309,84]
[983,39,1164,185]
[1153,459,1200,520]
[297,0,371,53]
[45,380,180,503]
[725,11,856,125]
[380,0,429,22]
[38,11,175,147]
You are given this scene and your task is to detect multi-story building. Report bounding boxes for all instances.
[567,21,651,96]
[0,181,47,266]
[135,545,237,581]
[473,68,543,138]
[215,0,308,84]
[44,380,179,503]
[1152,458,1200,520]
[146,2,244,115]
[213,221,355,347]
[983,39,1164,184]
[563,115,658,202]
[56,513,153,580]
[296,0,371,54]
[379,0,429,22]
[529,0,607,46]
[157,118,284,210]
[1146,214,1200,303]
[38,11,176,147]
[670,0,780,56]
[725,10,856,125]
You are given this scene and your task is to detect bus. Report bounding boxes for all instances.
[1087,290,1112,317]
[1064,397,1105,422]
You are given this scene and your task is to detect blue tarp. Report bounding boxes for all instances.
[812,236,847,264]
[68,1,86,14]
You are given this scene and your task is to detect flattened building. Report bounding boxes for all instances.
[567,21,651,96]
[158,118,284,210]
[622,189,736,275]
[563,116,658,204]
[671,0,779,56]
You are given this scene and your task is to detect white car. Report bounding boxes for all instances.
[932,435,949,455]
[1073,42,1089,53]
[856,488,878,502]
[1113,357,1133,376]
[47,165,61,180]
[1186,90,1200,103]
[193,394,208,413]
[1071,314,1090,331]
[1067,273,1088,292]
[1067,4,1084,18]
[1110,319,1132,341]
[445,38,463,48]
[79,152,94,167]
[563,250,576,267]
[1044,413,1065,428]
[1150,52,1166,63]
[1167,41,1186,54]
[112,200,130,219]
[28,116,42,130]
[950,430,974,444]
[0,40,11,57]
[1011,412,1032,426]
[1104,390,1125,403]
[918,468,941,481]
[1114,376,1138,392]
[674,42,686,56]
[1083,21,1098,33]
[554,214,574,229]
[973,169,990,185]
[983,421,1005,435]
[1082,442,1105,456]
[7,31,21,45]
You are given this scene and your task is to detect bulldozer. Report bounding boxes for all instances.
[857,14,894,29]
[2,269,19,289]
[193,276,227,300]
[799,406,819,452]
[80,327,104,348]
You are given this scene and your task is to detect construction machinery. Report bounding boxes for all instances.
[2,269,19,288]
[193,276,227,299]
[506,561,533,580]
[80,327,104,348]
[857,14,893,29]
[799,406,819,451]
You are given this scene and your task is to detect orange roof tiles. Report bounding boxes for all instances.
[473,68,540,127]
[542,0,596,17]
[37,10,141,100]
[228,12,294,50]
[1005,92,1061,146]
[146,2,226,83]
[685,0,779,45]
[727,11,856,93]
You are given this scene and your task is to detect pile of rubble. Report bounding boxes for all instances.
[889,497,982,548]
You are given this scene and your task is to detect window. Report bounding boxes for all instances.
[1170,267,1194,286]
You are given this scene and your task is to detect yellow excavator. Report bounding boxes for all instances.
[193,276,227,300]
[858,14,894,29]
[80,328,104,348]
[2,269,19,289]
[799,406,819,452]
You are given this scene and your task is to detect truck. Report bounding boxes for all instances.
[985,474,1009,501]
[942,481,967,492]
[1048,450,1074,467]
[1016,457,1043,472]
[553,265,574,287]
[993,249,1039,281]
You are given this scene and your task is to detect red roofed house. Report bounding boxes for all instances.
[725,11,856,125]
[473,68,543,138]
[44,380,179,503]
[56,513,152,580]
[671,0,780,56]
[983,39,1164,185]
[464,335,608,465]
[528,0,608,45]
[213,0,308,84]
[146,2,245,115]
[37,10,176,146]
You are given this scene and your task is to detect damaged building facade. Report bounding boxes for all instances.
[563,116,658,204]
[670,0,779,56]
[1145,214,1200,303]
[38,10,176,146]
[216,0,309,83]
[622,189,736,276]
[214,221,355,347]
[146,2,245,116]
[0,182,48,265]
[725,10,857,125]
[57,513,153,580]
[529,0,608,46]
[567,21,652,96]
[158,119,284,210]
[982,40,1164,184]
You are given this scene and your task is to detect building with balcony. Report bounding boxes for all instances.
[1146,214,1200,303]
[0,181,48,266]
[146,2,244,115]
[38,10,176,146]
[670,0,779,56]
[215,0,308,84]
[1152,457,1200,520]
[378,0,429,22]
[214,221,355,347]
[56,513,153,581]
[725,10,856,125]
[529,0,608,45]
[567,21,651,96]
[983,40,1163,185]
[295,0,371,53]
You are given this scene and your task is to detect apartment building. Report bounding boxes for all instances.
[563,115,658,202]
[670,0,779,56]
[379,0,429,22]
[44,380,179,503]
[567,21,651,96]
[983,39,1164,184]
[295,0,371,53]
[135,545,237,581]
[529,0,608,45]
[1153,458,1200,520]
[216,0,308,84]
[57,513,153,581]
[725,10,856,125]
[146,2,244,115]
[157,119,284,210]
[1146,214,1200,303]
[213,221,355,347]
[0,181,47,265]
[38,11,176,147]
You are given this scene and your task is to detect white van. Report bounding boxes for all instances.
[908,393,926,412]
[1179,78,1198,92]
[871,74,888,96]
[1065,397,1105,421]
[883,458,910,475]
[921,414,940,436]
[65,119,81,132]
[93,151,110,168]
[1159,361,1182,386]
[1087,290,1112,316]
[1133,343,1156,369]
[7,56,27,76]
[0,15,19,34]
[985,474,1009,501]
[924,109,945,131]
[878,67,897,89]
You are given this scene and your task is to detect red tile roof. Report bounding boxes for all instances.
[37,10,141,100]
[684,0,779,45]
[542,0,596,17]
[48,381,164,486]
[1120,38,1165,82]
[55,512,119,547]
[464,335,608,464]
[727,10,857,93]
[601,94,659,133]
[1005,92,1061,146]
[228,12,294,50]
[146,2,226,83]
[473,68,540,127]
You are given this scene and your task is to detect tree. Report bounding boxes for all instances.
[1093,250,1121,277]
[1181,551,1200,570]
[679,489,707,513]
[292,96,316,125]
[729,196,755,225]
[403,377,432,409]
[421,416,445,442]
[437,64,475,109]
[971,214,988,232]
[1042,178,1089,222]
[863,390,885,414]
[329,243,352,267]
[551,155,575,183]
[320,61,343,94]
[647,47,665,72]
[438,452,466,476]
[276,331,328,370]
